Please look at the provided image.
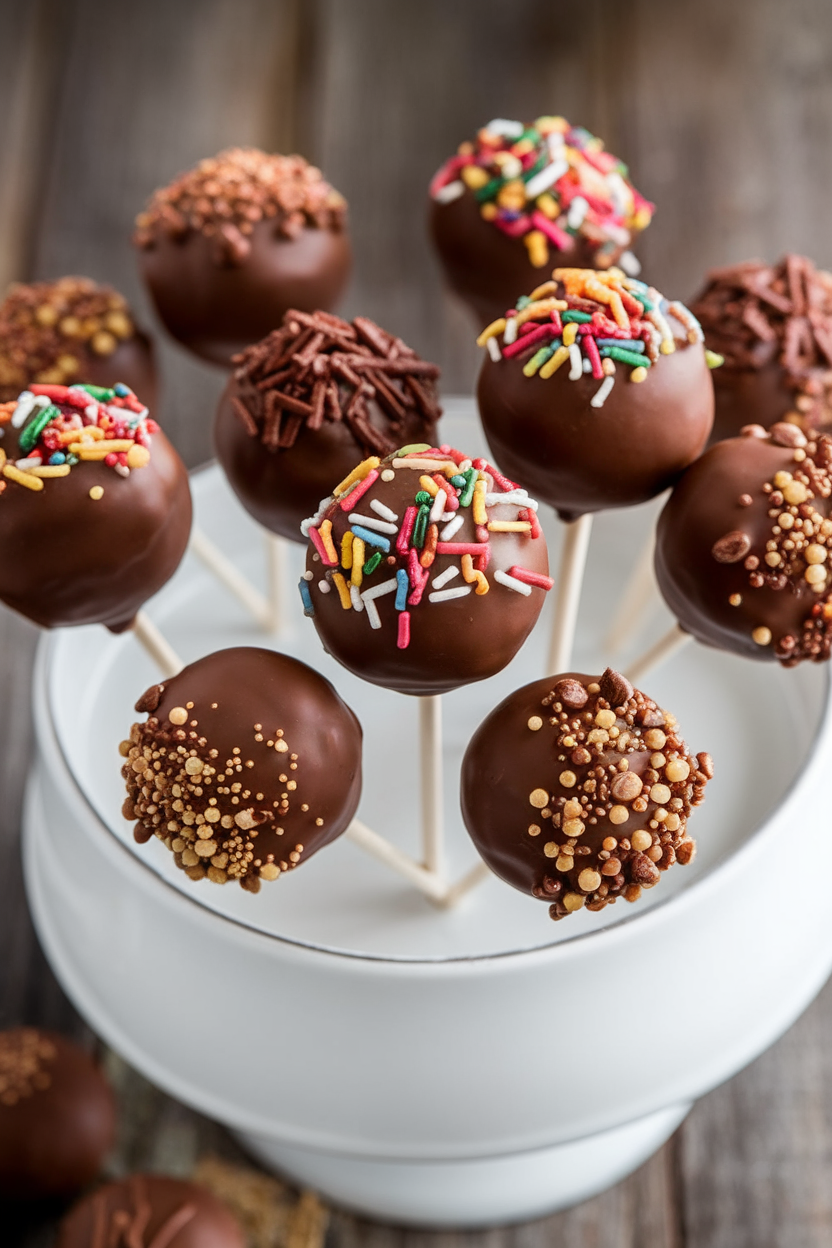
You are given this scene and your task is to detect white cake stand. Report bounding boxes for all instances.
[22,402,832,1227]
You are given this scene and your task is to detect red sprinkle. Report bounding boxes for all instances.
[582,333,604,379]
[508,566,554,590]
[339,468,379,511]
[309,527,337,567]
[436,541,489,556]
[397,611,411,649]
[397,505,417,554]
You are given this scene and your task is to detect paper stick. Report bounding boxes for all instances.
[420,694,445,879]
[547,512,593,674]
[604,529,660,655]
[189,526,273,630]
[131,611,183,678]
[624,623,692,685]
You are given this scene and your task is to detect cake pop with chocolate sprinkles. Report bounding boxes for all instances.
[301,444,553,696]
[122,647,362,891]
[476,268,717,521]
[0,276,157,409]
[135,148,351,366]
[655,421,832,664]
[0,382,191,631]
[430,116,654,327]
[461,668,710,920]
[690,254,832,443]
[0,1028,116,1199]
[215,310,441,541]
[58,1174,245,1248]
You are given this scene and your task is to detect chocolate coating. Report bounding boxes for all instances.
[123,647,362,890]
[655,426,832,664]
[303,447,551,696]
[0,411,191,632]
[461,670,708,920]
[139,220,351,368]
[0,1028,116,1199]
[430,191,599,329]
[59,1174,245,1248]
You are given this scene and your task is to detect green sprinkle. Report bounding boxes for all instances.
[474,176,504,203]
[397,443,431,455]
[459,467,478,508]
[363,551,383,576]
[450,474,467,488]
[631,291,655,312]
[562,310,592,324]
[523,345,556,377]
[515,295,532,311]
[66,453,79,465]
[413,505,430,549]
[76,383,115,400]
[602,347,653,369]
[19,404,60,454]
[521,153,548,183]
[705,350,725,370]
[414,490,432,505]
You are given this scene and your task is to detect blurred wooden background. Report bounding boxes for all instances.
[3,1,832,1244]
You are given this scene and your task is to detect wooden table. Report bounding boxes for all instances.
[3,2,832,1243]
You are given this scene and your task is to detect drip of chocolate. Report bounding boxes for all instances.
[58,1174,245,1248]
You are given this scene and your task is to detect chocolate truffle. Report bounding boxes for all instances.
[122,647,362,891]
[476,268,716,521]
[215,310,441,541]
[301,445,553,696]
[461,668,710,920]
[58,1174,245,1248]
[135,148,351,366]
[430,116,654,327]
[655,422,832,664]
[0,383,191,631]
[690,254,832,443]
[0,1027,116,1199]
[0,276,157,410]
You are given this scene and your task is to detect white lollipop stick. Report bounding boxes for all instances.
[437,860,491,909]
[131,611,183,678]
[624,623,691,685]
[266,532,290,633]
[346,819,447,903]
[420,694,445,879]
[604,528,660,656]
[547,513,593,674]
[189,526,273,630]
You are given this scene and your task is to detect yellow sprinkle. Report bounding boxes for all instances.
[514,298,567,327]
[562,321,578,347]
[539,345,570,379]
[28,464,70,477]
[334,456,380,497]
[351,537,365,587]
[660,338,676,355]
[126,443,150,469]
[89,485,104,500]
[58,425,105,445]
[418,474,439,496]
[461,164,489,189]
[487,521,532,533]
[391,457,458,474]
[602,357,616,377]
[0,447,6,469]
[528,280,559,301]
[630,366,648,383]
[3,463,43,491]
[480,203,498,221]
[71,439,134,458]
[476,318,507,347]
[340,531,354,569]
[535,192,559,219]
[461,553,489,595]
[608,291,628,329]
[472,478,488,526]
[523,230,549,269]
[319,518,338,564]
[331,572,351,609]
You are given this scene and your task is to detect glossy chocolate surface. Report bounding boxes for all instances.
[0,1028,116,1199]
[58,1174,245,1248]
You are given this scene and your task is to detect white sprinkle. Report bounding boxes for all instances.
[370,498,398,523]
[486,336,502,362]
[300,495,334,536]
[361,577,398,628]
[494,570,532,596]
[429,489,447,524]
[381,469,395,482]
[619,249,641,277]
[458,459,472,472]
[432,565,460,590]
[440,511,455,523]
[85,403,98,420]
[567,195,589,230]
[500,155,523,180]
[348,512,398,535]
[606,171,630,215]
[11,392,36,428]
[568,343,583,380]
[591,376,615,409]
[485,490,538,511]
[318,580,331,593]
[434,179,465,204]
[503,317,518,345]
[547,131,566,158]
[114,463,131,478]
[350,584,364,612]
[440,514,465,541]
[525,159,568,199]
[302,570,314,581]
[604,222,631,247]
[15,456,42,471]
[486,118,524,138]
[429,586,472,604]
[583,357,592,373]
[648,305,674,349]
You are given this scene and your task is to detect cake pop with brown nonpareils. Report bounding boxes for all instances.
[58,1174,245,1248]
[655,421,832,665]
[430,116,654,327]
[215,310,441,541]
[135,148,351,367]
[461,667,710,920]
[0,1028,116,1199]
[122,647,362,892]
[0,276,157,409]
[690,254,832,443]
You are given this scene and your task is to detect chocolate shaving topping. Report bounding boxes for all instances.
[231,310,441,456]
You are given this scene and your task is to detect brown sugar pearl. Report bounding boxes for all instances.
[461,668,709,921]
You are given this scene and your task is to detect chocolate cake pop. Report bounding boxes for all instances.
[430,116,654,327]
[301,445,553,696]
[690,254,832,443]
[135,148,351,366]
[655,422,832,664]
[122,647,362,891]
[58,1174,245,1248]
[476,268,717,521]
[215,311,441,541]
[461,668,710,920]
[0,382,191,631]
[0,276,156,408]
[0,1028,116,1199]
